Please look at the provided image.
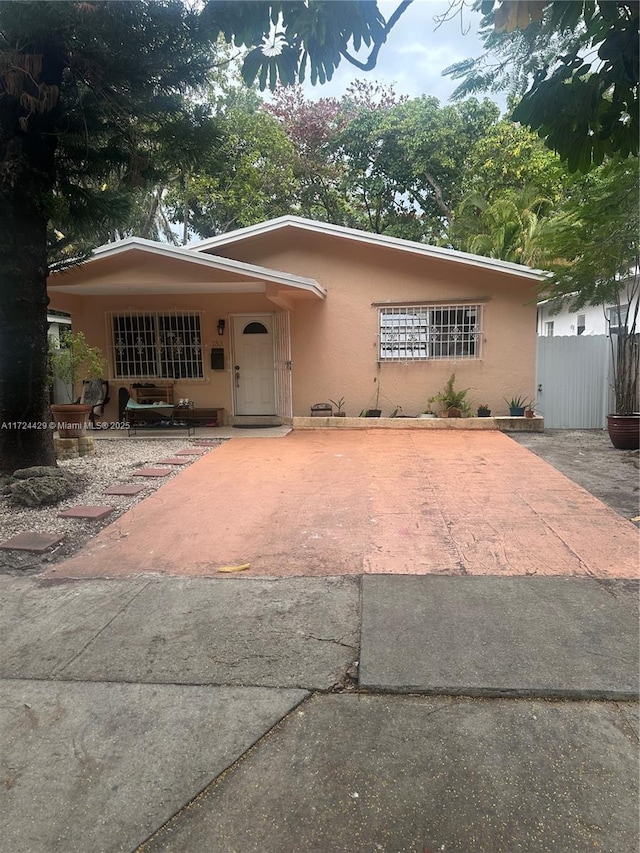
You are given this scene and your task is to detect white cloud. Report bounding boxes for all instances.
[396,42,432,56]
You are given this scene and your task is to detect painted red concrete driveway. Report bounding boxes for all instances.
[46,431,639,580]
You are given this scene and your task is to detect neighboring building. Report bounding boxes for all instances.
[537,280,639,337]
[47,216,543,423]
[535,277,639,427]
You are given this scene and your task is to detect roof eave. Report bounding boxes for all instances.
[48,237,326,298]
[191,216,547,283]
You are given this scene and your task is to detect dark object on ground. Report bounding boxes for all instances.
[12,466,64,479]
[10,476,74,507]
[9,466,84,507]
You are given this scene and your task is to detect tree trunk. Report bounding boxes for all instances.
[0,125,57,473]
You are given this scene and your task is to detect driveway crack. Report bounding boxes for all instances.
[53,580,154,676]
[304,633,358,651]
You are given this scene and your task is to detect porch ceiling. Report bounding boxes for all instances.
[47,238,326,300]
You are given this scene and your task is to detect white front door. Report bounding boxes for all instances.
[232,315,276,415]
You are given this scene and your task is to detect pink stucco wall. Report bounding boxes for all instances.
[202,230,538,418]
[48,229,538,421]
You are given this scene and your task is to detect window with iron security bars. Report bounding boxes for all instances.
[379,304,483,361]
[109,312,204,379]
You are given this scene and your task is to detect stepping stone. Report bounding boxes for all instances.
[0,532,64,552]
[104,484,147,496]
[58,506,115,520]
[133,467,172,478]
[156,457,190,465]
[175,448,206,456]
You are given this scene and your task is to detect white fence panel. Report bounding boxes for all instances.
[536,335,611,428]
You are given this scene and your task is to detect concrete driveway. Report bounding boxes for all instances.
[46,430,638,580]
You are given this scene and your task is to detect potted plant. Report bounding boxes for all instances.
[49,331,106,437]
[525,402,536,418]
[477,404,491,417]
[505,395,529,417]
[329,397,346,417]
[363,378,381,417]
[419,409,437,419]
[428,373,471,418]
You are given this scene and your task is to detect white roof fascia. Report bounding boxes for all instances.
[54,236,326,298]
[191,216,546,283]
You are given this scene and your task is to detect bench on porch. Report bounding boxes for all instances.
[124,384,226,434]
[125,400,195,435]
[176,407,226,427]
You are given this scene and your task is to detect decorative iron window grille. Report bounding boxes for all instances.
[379,304,483,361]
[109,311,204,379]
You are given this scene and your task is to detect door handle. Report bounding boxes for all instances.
[234,366,240,388]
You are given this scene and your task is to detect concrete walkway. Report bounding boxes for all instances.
[2,430,638,852]
[45,430,638,579]
[1,573,637,853]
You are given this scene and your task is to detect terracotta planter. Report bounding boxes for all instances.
[525,409,535,418]
[606,414,640,450]
[50,404,92,438]
[446,407,461,418]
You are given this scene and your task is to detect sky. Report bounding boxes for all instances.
[300,0,507,110]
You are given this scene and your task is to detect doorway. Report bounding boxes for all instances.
[232,315,276,415]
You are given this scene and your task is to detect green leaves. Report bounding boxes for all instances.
[214,0,391,91]
[446,1,639,171]
[512,59,638,172]
[535,156,639,309]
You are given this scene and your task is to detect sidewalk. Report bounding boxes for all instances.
[1,572,638,853]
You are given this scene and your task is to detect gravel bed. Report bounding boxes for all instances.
[0,437,225,575]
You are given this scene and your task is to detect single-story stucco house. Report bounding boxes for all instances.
[47,216,543,424]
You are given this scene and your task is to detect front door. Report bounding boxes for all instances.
[232,315,276,415]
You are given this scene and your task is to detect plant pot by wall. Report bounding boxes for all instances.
[310,403,333,417]
[447,407,462,418]
[477,409,491,418]
[50,404,93,438]
[607,414,640,450]
[509,407,526,417]
[525,409,535,418]
[333,412,346,417]
[365,409,381,418]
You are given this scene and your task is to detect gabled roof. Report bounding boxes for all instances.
[48,236,326,298]
[191,216,546,282]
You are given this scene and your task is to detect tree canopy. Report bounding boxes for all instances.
[0,1,224,471]
[206,0,639,170]
[444,0,639,170]
[535,156,639,311]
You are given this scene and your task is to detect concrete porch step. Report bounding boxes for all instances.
[229,416,284,427]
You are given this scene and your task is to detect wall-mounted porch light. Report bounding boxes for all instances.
[217,318,226,336]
